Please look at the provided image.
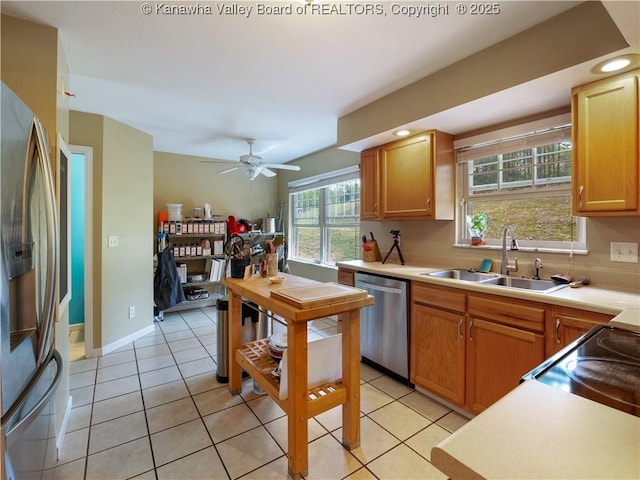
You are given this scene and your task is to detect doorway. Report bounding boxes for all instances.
[68,145,93,359]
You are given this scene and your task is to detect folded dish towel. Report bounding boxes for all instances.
[278,333,342,400]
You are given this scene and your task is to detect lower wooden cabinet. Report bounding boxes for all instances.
[411,304,465,406]
[337,268,355,286]
[411,284,547,415]
[546,306,613,355]
[465,317,544,414]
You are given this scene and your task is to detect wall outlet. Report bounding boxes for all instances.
[610,242,638,263]
[108,236,119,248]
[128,306,135,318]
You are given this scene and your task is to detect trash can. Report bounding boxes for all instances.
[216,298,268,384]
[216,297,229,383]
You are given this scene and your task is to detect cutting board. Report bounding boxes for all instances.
[270,282,368,309]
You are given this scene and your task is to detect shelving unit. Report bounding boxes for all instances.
[159,217,227,312]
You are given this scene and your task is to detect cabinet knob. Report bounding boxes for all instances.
[458,318,464,338]
[425,197,431,214]
[554,317,561,344]
[468,319,474,341]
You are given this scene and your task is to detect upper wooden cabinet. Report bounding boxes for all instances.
[360,130,454,220]
[572,69,640,216]
[360,147,380,220]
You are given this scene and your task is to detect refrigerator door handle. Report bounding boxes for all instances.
[1,349,62,445]
[24,118,58,366]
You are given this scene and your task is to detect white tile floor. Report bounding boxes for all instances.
[62,307,468,479]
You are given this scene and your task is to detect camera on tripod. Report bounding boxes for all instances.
[382,230,405,265]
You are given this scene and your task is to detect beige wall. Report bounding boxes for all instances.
[1,15,59,151]
[70,111,154,348]
[154,151,277,224]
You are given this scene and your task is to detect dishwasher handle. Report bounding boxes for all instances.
[356,280,404,295]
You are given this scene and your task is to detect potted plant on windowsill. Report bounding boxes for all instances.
[467,212,488,246]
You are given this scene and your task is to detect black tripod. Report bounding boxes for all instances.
[382,230,405,265]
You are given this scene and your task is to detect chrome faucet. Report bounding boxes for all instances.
[533,257,543,280]
[501,226,519,275]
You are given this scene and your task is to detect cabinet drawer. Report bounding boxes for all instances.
[412,282,466,313]
[468,295,545,332]
[337,269,355,286]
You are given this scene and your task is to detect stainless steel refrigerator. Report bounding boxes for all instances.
[1,82,63,479]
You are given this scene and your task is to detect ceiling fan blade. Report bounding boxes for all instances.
[262,163,301,171]
[261,168,277,177]
[218,166,240,175]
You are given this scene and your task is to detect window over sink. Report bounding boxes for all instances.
[456,119,586,252]
[289,166,360,266]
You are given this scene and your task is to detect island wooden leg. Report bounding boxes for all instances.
[228,292,243,394]
[287,320,309,479]
[341,309,361,449]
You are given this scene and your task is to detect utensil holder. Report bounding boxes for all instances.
[266,253,278,276]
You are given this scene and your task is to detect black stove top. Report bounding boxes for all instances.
[523,325,640,417]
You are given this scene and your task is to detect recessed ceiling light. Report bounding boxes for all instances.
[601,58,631,72]
[395,129,411,137]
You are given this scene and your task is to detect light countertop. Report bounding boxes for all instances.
[337,260,640,314]
[431,381,640,480]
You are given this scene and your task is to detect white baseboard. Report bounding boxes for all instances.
[98,324,156,357]
[56,395,73,460]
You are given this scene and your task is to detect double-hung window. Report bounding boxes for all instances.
[456,122,586,251]
[289,166,360,266]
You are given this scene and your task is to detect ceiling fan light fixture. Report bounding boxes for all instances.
[245,165,261,180]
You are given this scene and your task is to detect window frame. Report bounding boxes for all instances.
[288,166,360,266]
[455,121,586,253]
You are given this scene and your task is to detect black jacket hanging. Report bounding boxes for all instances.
[154,247,186,311]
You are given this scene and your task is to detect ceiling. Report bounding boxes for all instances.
[1,1,638,165]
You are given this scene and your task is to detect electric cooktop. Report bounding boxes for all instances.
[523,325,640,417]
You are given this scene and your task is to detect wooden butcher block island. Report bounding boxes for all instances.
[224,273,374,479]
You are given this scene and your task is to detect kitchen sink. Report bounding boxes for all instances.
[480,276,567,293]
[424,269,499,282]
[423,269,568,293]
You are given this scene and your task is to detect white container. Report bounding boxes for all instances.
[167,203,182,221]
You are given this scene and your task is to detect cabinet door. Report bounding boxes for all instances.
[360,147,379,220]
[572,70,639,215]
[546,308,613,355]
[411,304,465,406]
[380,134,433,219]
[466,318,544,414]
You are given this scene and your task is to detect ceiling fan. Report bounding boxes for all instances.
[216,138,301,180]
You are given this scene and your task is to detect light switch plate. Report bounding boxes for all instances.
[108,236,119,248]
[610,242,638,263]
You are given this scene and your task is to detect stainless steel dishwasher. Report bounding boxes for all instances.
[354,272,411,384]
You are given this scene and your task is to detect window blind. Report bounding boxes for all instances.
[456,125,571,163]
[288,165,359,194]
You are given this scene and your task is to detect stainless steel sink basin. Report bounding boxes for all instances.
[423,269,568,293]
[480,276,567,293]
[424,269,499,282]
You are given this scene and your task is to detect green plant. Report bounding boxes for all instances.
[467,212,488,238]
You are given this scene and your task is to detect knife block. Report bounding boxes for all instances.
[362,241,381,262]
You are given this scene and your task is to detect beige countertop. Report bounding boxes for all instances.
[337,260,640,314]
[431,381,640,480]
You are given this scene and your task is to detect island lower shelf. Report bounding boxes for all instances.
[235,339,348,417]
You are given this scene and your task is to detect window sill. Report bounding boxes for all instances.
[453,243,589,255]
